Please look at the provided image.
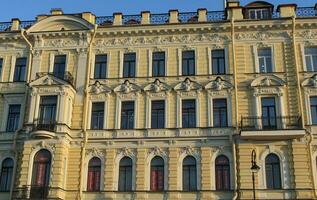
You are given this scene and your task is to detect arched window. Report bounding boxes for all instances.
[87,157,101,192]
[182,156,197,191]
[150,156,164,191]
[31,149,51,199]
[0,158,14,191]
[215,155,230,190]
[265,154,281,189]
[118,157,132,191]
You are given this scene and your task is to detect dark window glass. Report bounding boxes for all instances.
[150,156,164,191]
[182,51,195,76]
[31,150,51,199]
[305,47,317,72]
[0,58,3,81]
[53,55,66,79]
[0,158,13,192]
[213,99,228,127]
[261,97,276,129]
[212,49,226,74]
[248,9,270,19]
[310,96,317,125]
[265,154,281,189]
[121,101,134,129]
[6,105,21,132]
[182,100,196,128]
[119,157,132,191]
[87,157,101,192]
[91,102,104,130]
[39,96,57,125]
[13,57,26,82]
[123,53,136,78]
[215,155,230,190]
[182,156,197,191]
[152,52,165,77]
[94,55,107,79]
[151,100,165,129]
[258,48,273,73]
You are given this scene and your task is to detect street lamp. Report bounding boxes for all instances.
[251,149,260,200]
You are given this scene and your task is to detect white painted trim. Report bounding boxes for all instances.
[88,100,108,129]
[254,45,275,73]
[253,46,259,73]
[136,49,140,78]
[0,56,6,82]
[49,52,69,73]
[177,49,182,76]
[211,151,234,190]
[1,94,25,132]
[145,153,168,191]
[114,153,136,191]
[9,56,16,82]
[177,95,200,128]
[165,49,169,77]
[195,49,198,76]
[300,43,307,71]
[83,155,105,191]
[208,95,232,127]
[225,46,229,74]
[119,50,123,78]
[116,95,138,129]
[147,49,152,77]
[177,152,201,190]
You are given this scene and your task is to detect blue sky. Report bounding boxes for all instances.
[1,0,316,21]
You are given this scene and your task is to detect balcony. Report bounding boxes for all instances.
[13,185,63,200]
[36,72,74,86]
[240,116,305,140]
[30,120,57,139]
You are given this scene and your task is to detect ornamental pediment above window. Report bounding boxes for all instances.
[205,77,233,96]
[301,74,317,94]
[88,81,112,95]
[29,73,72,87]
[144,79,171,95]
[114,80,141,98]
[174,78,202,96]
[250,75,285,96]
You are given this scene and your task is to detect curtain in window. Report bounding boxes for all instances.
[150,156,164,191]
[87,157,101,192]
[215,155,230,190]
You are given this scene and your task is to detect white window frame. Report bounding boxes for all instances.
[148,49,168,77]
[248,8,269,19]
[211,151,234,190]
[83,154,105,191]
[177,96,200,128]
[253,45,275,73]
[49,52,70,73]
[178,48,197,76]
[145,152,168,191]
[301,44,317,72]
[178,151,201,191]
[0,56,5,82]
[208,96,232,127]
[120,50,139,78]
[87,100,108,130]
[90,52,110,79]
[115,97,138,129]
[10,55,28,82]
[208,46,229,75]
[1,94,25,132]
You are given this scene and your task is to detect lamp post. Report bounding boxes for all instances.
[251,149,260,200]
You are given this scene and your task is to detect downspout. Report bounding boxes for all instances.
[230,17,239,200]
[78,24,97,200]
[9,29,34,199]
[292,16,317,198]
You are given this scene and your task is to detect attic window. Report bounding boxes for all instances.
[248,8,270,19]
[244,1,273,19]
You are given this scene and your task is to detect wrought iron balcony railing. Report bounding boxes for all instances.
[32,119,57,132]
[241,116,302,131]
[36,71,74,86]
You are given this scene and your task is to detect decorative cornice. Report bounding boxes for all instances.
[144,79,171,93]
[89,80,112,95]
[174,78,202,93]
[205,76,233,91]
[114,80,141,94]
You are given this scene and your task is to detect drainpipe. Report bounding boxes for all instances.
[78,24,97,200]
[230,17,239,200]
[9,29,34,199]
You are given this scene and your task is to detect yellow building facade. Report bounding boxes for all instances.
[0,1,316,199]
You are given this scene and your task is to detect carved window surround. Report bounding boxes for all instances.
[177,46,198,76]
[9,52,28,82]
[49,50,70,73]
[302,74,317,125]
[90,49,111,79]
[207,44,229,75]
[119,48,140,78]
[147,47,169,77]
[300,42,317,72]
[252,43,276,73]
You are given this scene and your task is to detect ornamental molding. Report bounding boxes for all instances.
[302,74,317,95]
[236,31,290,41]
[251,75,286,88]
[31,141,56,154]
[88,80,112,95]
[86,147,104,158]
[114,80,141,94]
[149,146,167,157]
[180,146,199,157]
[117,147,135,157]
[174,78,202,93]
[43,38,78,48]
[144,79,171,94]
[93,33,229,47]
[205,76,233,91]
[212,145,225,153]
[297,30,317,40]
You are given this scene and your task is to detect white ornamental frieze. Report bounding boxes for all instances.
[144,79,171,94]
[114,80,141,94]
[89,80,112,95]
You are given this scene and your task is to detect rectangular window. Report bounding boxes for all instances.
[305,47,317,72]
[258,48,273,73]
[39,96,57,127]
[213,99,228,127]
[0,58,3,81]
[94,54,107,79]
[310,96,317,125]
[182,99,196,128]
[91,102,104,130]
[121,101,134,129]
[53,55,66,79]
[182,51,195,76]
[13,57,27,82]
[123,53,136,78]
[248,9,269,19]
[212,49,226,75]
[152,52,165,77]
[261,97,276,129]
[151,100,165,129]
[6,104,21,132]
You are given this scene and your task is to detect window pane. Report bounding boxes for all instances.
[123,53,136,78]
[94,55,107,79]
[311,97,317,124]
[305,56,313,71]
[121,101,134,129]
[53,55,66,79]
[87,157,101,191]
[265,154,281,189]
[13,58,27,82]
[91,102,104,129]
[119,157,132,191]
[182,100,196,128]
[215,156,230,190]
[213,99,228,127]
[0,158,13,191]
[39,96,57,125]
[258,48,272,73]
[6,105,21,132]
[151,100,165,129]
[0,58,3,80]
[261,97,276,128]
[182,51,195,76]
[152,52,165,77]
[182,156,196,191]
